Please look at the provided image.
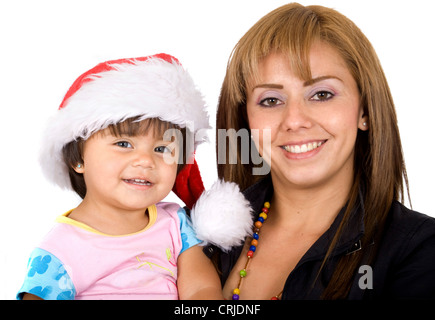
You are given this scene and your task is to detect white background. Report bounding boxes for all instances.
[0,0,433,299]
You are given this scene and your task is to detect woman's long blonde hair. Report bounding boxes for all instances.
[216,3,409,299]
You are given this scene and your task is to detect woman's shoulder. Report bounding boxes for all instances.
[386,201,435,240]
[380,201,435,266]
[374,201,435,298]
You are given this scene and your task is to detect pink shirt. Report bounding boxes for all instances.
[17,202,200,300]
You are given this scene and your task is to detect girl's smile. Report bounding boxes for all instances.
[122,178,154,189]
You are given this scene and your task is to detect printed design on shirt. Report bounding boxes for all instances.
[29,285,53,298]
[166,248,176,267]
[22,251,76,300]
[181,233,190,252]
[136,251,174,277]
[28,254,52,277]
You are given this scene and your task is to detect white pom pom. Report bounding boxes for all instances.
[191,180,253,251]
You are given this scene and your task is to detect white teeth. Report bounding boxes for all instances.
[283,141,324,154]
[127,179,152,185]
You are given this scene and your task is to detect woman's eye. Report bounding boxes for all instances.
[259,97,283,107]
[155,146,171,153]
[311,91,334,101]
[116,141,132,148]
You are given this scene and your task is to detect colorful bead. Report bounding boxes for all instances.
[232,200,280,300]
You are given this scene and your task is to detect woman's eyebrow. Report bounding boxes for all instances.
[252,83,284,91]
[303,75,343,86]
[251,76,343,91]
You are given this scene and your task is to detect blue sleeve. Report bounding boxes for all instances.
[177,207,202,254]
[17,248,76,300]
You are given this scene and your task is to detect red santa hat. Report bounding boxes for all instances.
[40,53,253,250]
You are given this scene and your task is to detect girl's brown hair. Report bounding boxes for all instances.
[63,117,186,199]
[216,3,409,299]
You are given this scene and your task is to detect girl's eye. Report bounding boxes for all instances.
[154,146,171,153]
[311,91,334,101]
[259,97,284,107]
[116,141,132,148]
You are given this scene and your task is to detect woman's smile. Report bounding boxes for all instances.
[281,139,326,155]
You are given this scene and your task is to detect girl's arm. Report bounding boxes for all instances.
[17,248,76,300]
[22,293,43,300]
[177,245,224,300]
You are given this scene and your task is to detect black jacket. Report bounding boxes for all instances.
[204,176,435,299]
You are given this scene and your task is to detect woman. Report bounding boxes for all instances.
[209,3,435,299]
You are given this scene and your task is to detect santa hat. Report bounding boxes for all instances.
[40,53,253,250]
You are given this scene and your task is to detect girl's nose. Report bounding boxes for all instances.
[132,150,155,169]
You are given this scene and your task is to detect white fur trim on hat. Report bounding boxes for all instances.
[40,55,210,191]
[191,180,253,251]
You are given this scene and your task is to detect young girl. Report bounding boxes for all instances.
[17,54,251,300]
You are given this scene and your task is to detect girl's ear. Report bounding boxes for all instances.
[74,163,84,174]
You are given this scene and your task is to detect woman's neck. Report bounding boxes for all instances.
[268,172,353,235]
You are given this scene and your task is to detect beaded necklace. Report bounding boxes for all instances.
[231,201,283,300]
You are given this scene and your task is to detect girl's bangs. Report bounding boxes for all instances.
[107,117,178,138]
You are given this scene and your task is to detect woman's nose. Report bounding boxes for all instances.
[281,98,312,131]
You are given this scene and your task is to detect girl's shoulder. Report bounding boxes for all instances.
[155,201,183,216]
